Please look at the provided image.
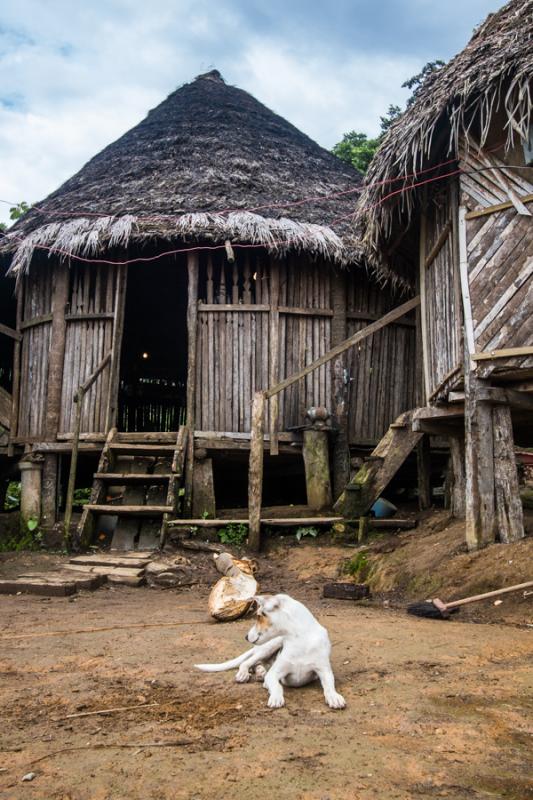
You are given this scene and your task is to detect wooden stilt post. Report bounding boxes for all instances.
[248,391,265,551]
[449,434,466,519]
[493,405,524,543]
[41,455,58,531]
[331,270,350,500]
[416,435,431,510]
[184,252,199,518]
[464,370,496,550]
[303,428,332,511]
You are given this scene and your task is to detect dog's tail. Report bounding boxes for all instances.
[194,648,254,673]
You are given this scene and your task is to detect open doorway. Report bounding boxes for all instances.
[118,258,188,432]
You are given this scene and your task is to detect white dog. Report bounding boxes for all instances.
[195,594,345,709]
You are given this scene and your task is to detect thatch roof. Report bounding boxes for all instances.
[3,70,370,276]
[358,0,533,262]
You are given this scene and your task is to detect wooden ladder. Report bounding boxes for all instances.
[333,409,423,518]
[77,426,188,551]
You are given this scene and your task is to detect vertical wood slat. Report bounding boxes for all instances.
[269,260,280,454]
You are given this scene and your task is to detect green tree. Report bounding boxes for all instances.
[332,131,380,174]
[332,61,445,174]
[9,201,31,220]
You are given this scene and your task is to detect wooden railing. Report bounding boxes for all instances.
[247,295,421,550]
[64,351,112,543]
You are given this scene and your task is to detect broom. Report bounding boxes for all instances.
[407,580,533,619]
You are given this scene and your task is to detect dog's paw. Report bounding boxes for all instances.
[253,664,267,681]
[235,668,251,683]
[325,691,346,709]
[267,694,285,709]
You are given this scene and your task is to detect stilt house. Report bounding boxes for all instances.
[0,71,417,547]
[352,0,533,549]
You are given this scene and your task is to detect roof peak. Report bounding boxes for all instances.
[194,69,225,84]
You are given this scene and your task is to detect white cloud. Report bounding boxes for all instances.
[0,0,497,225]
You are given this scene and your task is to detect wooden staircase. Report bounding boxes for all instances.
[333,409,423,518]
[77,426,188,551]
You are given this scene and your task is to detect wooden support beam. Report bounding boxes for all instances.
[302,429,332,511]
[464,372,496,550]
[493,405,524,543]
[458,206,476,357]
[0,322,21,342]
[419,202,431,401]
[416,436,431,510]
[331,270,350,500]
[266,296,420,400]
[448,434,466,519]
[9,282,23,445]
[477,386,533,412]
[424,221,452,269]
[471,347,533,362]
[184,253,199,518]
[248,392,265,551]
[45,264,69,440]
[105,265,127,431]
[464,192,533,220]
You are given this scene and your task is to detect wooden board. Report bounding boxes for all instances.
[0,578,77,597]
[334,409,422,517]
[69,554,151,568]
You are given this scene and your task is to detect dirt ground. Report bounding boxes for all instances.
[1,526,532,800]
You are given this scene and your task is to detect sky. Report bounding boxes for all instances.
[0,0,501,226]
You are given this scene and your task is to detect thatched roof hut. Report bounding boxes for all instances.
[3,69,367,275]
[357,0,532,270]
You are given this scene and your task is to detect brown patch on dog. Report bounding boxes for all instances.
[256,612,272,632]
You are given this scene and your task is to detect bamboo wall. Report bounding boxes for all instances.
[58,264,117,436]
[421,184,463,401]
[346,281,417,443]
[195,253,416,443]
[14,252,417,446]
[17,262,54,439]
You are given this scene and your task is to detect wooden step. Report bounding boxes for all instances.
[69,554,152,568]
[66,564,145,578]
[85,504,172,516]
[109,444,176,456]
[334,409,423,518]
[94,473,172,483]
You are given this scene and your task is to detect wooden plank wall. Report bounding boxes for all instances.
[196,252,416,443]
[460,144,533,376]
[195,253,331,433]
[423,185,462,398]
[346,281,417,443]
[58,264,117,435]
[17,263,54,439]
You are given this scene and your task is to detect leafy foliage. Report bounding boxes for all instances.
[9,201,31,221]
[295,525,319,542]
[342,551,370,581]
[0,515,43,552]
[402,60,445,107]
[218,522,248,546]
[4,481,21,511]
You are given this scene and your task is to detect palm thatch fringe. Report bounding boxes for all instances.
[4,211,347,274]
[357,0,532,254]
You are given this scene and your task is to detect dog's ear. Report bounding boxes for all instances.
[261,595,280,613]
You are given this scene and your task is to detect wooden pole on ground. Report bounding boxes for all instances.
[416,435,431,510]
[248,391,265,551]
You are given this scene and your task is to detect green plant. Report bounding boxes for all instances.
[73,487,91,507]
[343,551,370,581]
[201,510,211,520]
[4,481,21,511]
[218,523,248,546]
[295,526,319,542]
[0,517,43,552]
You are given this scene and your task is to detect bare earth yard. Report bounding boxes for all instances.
[0,536,532,800]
